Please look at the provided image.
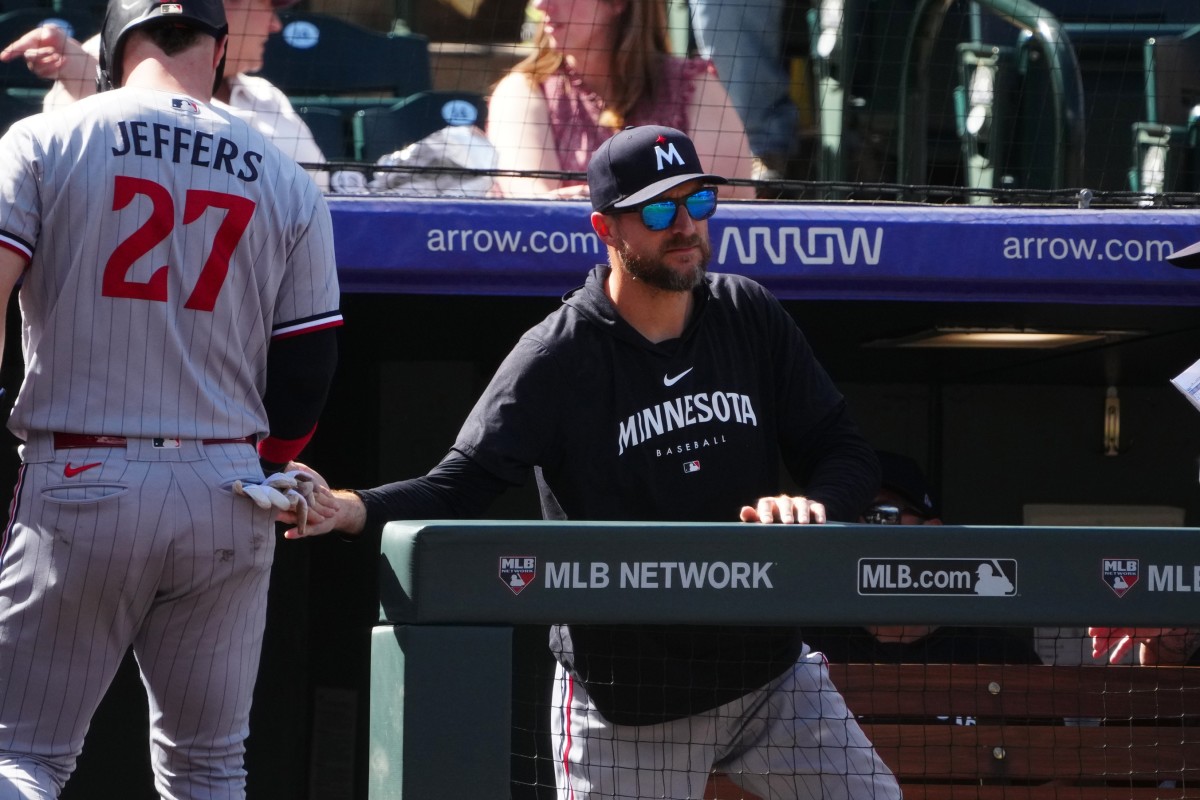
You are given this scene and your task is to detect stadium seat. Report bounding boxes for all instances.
[1127,28,1200,196]
[257,11,433,98]
[352,90,487,163]
[1129,121,1190,194]
[255,11,440,163]
[294,104,349,161]
[953,42,1016,204]
[1142,26,1200,127]
[809,0,968,190]
[1010,20,1195,192]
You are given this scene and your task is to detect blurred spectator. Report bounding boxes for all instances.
[803,450,1040,673]
[0,0,329,189]
[862,448,940,524]
[689,0,800,190]
[1090,626,1200,665]
[487,0,755,199]
[1037,625,1134,668]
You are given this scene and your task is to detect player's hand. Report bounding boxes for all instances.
[739,494,826,524]
[283,487,367,539]
[1089,626,1200,665]
[285,460,328,490]
[234,469,316,534]
[0,25,76,78]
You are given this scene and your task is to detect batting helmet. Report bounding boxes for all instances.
[98,0,228,91]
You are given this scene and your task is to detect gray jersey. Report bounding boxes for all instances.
[0,86,341,442]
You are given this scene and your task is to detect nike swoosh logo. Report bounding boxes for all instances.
[64,462,102,478]
[663,368,693,387]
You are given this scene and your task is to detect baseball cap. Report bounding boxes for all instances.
[875,450,939,519]
[587,125,727,212]
[1167,239,1200,268]
[100,0,228,89]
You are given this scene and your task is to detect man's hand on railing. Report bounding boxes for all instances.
[740,494,827,524]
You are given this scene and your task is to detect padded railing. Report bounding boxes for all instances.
[370,521,1200,798]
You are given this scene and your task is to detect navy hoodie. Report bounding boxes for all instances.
[360,265,880,723]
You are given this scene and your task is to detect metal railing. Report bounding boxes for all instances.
[898,0,1085,191]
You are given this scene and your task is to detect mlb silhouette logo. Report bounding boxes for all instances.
[499,556,536,595]
[683,461,701,473]
[172,98,200,114]
[1102,558,1139,597]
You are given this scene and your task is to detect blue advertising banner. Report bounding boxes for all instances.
[329,197,1200,304]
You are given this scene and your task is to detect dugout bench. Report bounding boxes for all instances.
[369,521,1200,799]
[828,662,1200,799]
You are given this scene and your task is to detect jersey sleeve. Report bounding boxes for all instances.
[357,449,513,533]
[0,122,41,262]
[257,190,341,464]
[271,191,342,338]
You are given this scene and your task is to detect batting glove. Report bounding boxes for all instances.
[233,471,316,534]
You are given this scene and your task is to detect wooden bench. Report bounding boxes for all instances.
[707,663,1200,799]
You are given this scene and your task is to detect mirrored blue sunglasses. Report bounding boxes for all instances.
[623,188,719,231]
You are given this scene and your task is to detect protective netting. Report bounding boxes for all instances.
[5,0,1196,206]
[512,624,1200,800]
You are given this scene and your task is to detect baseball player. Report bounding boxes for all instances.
[294,126,897,800]
[0,0,340,794]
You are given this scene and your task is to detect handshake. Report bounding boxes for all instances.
[233,470,316,535]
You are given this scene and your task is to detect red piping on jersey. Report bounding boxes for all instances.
[273,316,343,340]
[258,425,317,465]
[0,238,32,262]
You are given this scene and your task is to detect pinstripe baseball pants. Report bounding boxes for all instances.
[0,437,272,800]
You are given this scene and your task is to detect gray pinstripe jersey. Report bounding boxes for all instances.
[0,87,341,442]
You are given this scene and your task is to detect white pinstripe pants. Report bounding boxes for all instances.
[0,439,273,800]
[551,648,901,800]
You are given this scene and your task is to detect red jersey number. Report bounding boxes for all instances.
[102,176,256,312]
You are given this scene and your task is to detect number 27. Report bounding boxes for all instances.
[102,175,256,312]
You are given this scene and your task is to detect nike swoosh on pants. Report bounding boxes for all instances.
[64,462,102,478]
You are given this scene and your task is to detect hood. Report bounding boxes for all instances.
[562,265,710,352]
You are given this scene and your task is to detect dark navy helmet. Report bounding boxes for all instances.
[98,0,228,90]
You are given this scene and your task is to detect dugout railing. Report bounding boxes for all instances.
[369,521,1200,799]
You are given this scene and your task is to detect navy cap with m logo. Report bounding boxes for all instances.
[587,125,727,212]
